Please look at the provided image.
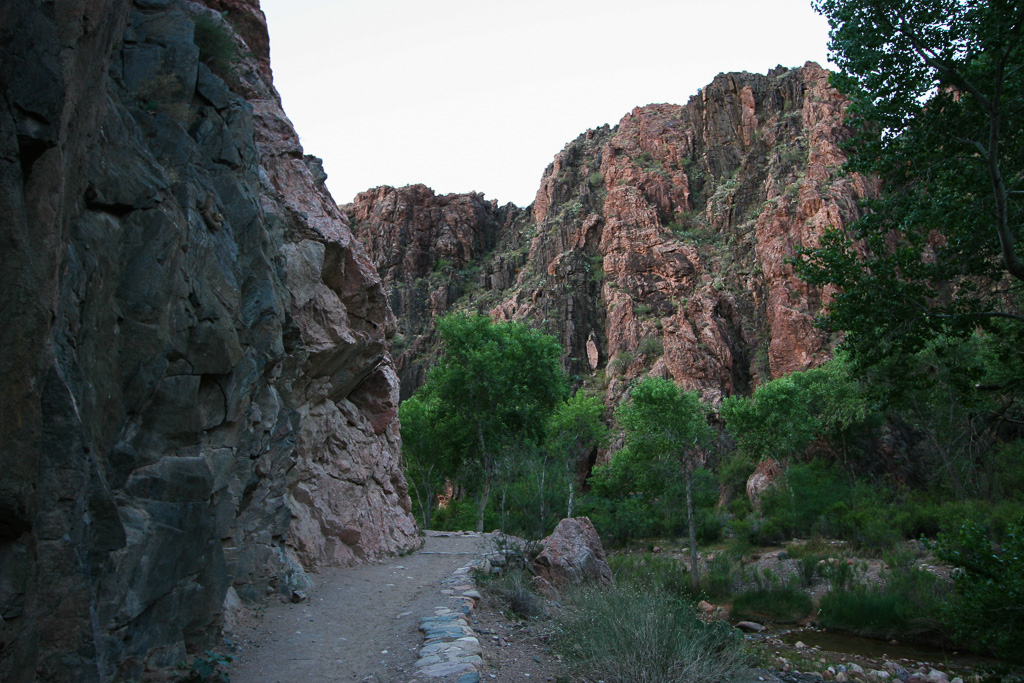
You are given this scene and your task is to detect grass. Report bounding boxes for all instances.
[818,566,948,641]
[193,14,236,76]
[478,566,545,620]
[730,584,813,623]
[554,584,749,683]
[701,553,737,601]
[609,553,693,600]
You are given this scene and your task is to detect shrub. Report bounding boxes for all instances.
[636,336,664,358]
[482,567,545,619]
[730,584,813,623]
[554,584,749,683]
[193,14,236,76]
[818,566,947,641]
[609,351,634,374]
[934,517,1024,661]
[609,553,694,600]
[702,553,737,601]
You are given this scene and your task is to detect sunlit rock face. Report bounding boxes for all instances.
[349,63,874,408]
[0,0,417,679]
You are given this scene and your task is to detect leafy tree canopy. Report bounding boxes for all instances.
[546,389,609,463]
[720,357,870,460]
[413,313,568,530]
[616,377,714,464]
[615,377,714,587]
[797,0,1024,367]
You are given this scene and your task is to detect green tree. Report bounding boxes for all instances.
[935,517,1024,660]
[399,393,467,529]
[721,357,870,463]
[616,378,714,590]
[416,313,567,532]
[545,389,609,518]
[797,0,1024,368]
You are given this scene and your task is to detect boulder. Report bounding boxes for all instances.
[747,459,783,510]
[735,620,765,633]
[533,517,613,587]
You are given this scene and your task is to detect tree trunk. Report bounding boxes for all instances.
[567,481,575,518]
[475,421,490,532]
[684,456,699,593]
[538,466,547,538]
[475,470,491,532]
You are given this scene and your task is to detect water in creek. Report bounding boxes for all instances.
[779,629,1004,672]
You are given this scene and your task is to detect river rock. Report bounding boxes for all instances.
[736,620,766,632]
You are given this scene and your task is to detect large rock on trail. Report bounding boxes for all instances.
[533,517,614,587]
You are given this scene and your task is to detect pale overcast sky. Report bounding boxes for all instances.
[260,0,834,207]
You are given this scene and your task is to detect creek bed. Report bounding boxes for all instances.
[774,627,1006,677]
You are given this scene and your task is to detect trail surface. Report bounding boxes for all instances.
[231,532,487,683]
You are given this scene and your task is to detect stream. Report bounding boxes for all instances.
[775,627,1006,675]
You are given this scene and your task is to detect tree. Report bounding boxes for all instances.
[616,378,714,591]
[935,517,1024,660]
[797,0,1024,368]
[415,313,567,532]
[720,357,870,463]
[545,389,609,518]
[398,393,467,529]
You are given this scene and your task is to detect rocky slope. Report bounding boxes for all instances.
[348,63,875,406]
[0,1,417,680]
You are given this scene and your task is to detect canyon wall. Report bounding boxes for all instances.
[349,64,875,406]
[0,1,417,680]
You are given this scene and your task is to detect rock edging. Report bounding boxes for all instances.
[411,532,492,682]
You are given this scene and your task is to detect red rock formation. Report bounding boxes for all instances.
[353,64,873,410]
[345,185,527,396]
[350,65,873,410]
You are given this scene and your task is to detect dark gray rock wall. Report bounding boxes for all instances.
[0,1,418,680]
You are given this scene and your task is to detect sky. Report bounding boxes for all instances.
[260,0,835,208]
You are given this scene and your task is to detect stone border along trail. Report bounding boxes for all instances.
[230,530,495,682]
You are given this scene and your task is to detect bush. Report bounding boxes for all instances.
[934,517,1024,661]
[702,553,738,601]
[730,584,813,623]
[636,336,664,358]
[554,584,749,683]
[193,14,236,75]
[818,566,947,641]
[480,567,545,620]
[609,553,694,600]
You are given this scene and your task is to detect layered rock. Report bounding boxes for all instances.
[533,517,614,587]
[350,64,874,408]
[0,1,417,680]
[345,185,527,396]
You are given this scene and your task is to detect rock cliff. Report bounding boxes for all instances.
[348,64,874,406]
[0,0,417,680]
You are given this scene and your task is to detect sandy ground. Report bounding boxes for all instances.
[229,532,488,683]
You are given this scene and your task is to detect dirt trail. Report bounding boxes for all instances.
[230,532,488,683]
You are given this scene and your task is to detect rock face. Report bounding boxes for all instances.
[533,517,614,587]
[349,64,875,408]
[747,459,784,510]
[0,1,417,680]
[345,185,527,397]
